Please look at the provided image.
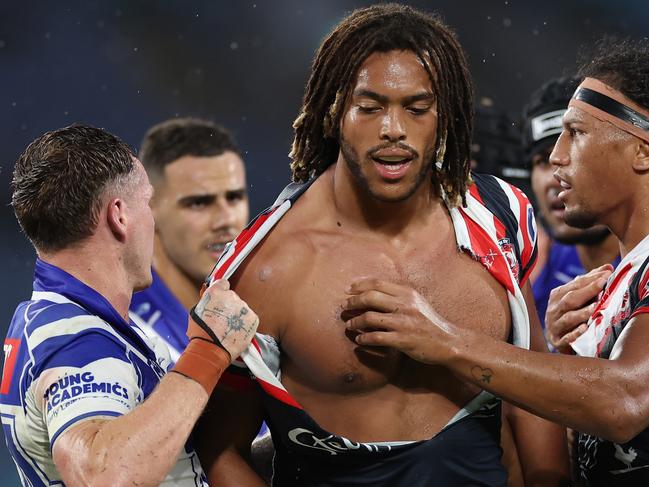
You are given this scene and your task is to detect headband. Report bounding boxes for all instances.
[569,77,649,143]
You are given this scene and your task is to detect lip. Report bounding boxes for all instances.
[372,159,412,180]
[553,172,572,200]
[372,148,414,161]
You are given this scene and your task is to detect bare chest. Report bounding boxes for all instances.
[241,233,511,395]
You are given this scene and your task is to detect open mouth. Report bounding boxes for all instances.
[553,173,572,200]
[371,151,414,180]
[206,242,229,255]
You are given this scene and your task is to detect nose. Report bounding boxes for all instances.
[210,198,237,231]
[549,131,569,167]
[380,107,406,142]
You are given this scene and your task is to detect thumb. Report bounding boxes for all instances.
[210,278,230,291]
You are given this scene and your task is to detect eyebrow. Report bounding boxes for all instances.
[177,188,247,205]
[353,89,435,105]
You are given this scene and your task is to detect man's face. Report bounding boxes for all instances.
[125,159,155,291]
[152,152,249,284]
[531,144,610,244]
[550,107,636,230]
[339,49,438,202]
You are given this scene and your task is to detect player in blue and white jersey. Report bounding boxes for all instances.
[1,125,258,486]
[131,118,249,363]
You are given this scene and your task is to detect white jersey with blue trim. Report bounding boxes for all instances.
[0,259,207,487]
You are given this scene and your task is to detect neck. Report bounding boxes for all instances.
[603,190,649,258]
[575,233,620,271]
[330,158,440,236]
[40,241,132,320]
[152,234,200,310]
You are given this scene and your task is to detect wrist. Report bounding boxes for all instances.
[172,339,230,395]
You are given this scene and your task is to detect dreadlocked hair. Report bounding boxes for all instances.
[290,3,474,206]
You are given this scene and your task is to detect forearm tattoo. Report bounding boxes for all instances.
[471,365,493,384]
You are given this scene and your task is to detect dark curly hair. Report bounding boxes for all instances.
[577,37,649,110]
[290,3,474,206]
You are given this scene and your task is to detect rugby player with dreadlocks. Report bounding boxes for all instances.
[344,35,649,487]
[195,4,567,486]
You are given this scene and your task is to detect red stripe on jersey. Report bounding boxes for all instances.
[217,370,256,391]
[1,338,20,395]
[596,325,615,357]
[592,262,633,318]
[257,378,303,409]
[468,182,484,204]
[638,268,649,301]
[211,210,276,281]
[459,209,515,294]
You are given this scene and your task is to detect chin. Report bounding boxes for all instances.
[552,223,610,246]
[564,208,599,230]
[133,272,153,292]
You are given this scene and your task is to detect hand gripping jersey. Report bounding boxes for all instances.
[0,259,207,487]
[571,233,649,486]
[532,242,621,329]
[207,174,538,486]
[130,268,188,364]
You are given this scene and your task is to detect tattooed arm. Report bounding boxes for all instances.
[344,277,649,444]
[52,279,259,487]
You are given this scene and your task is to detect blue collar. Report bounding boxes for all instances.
[33,258,155,359]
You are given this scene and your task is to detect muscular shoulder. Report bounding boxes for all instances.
[230,180,337,337]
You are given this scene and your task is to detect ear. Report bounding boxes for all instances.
[632,139,649,172]
[106,197,128,242]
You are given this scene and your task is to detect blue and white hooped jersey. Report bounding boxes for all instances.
[0,259,207,487]
[130,268,189,364]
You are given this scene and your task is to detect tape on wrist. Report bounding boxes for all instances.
[172,338,230,394]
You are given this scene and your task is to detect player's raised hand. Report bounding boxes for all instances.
[191,278,259,360]
[545,264,613,354]
[343,277,458,364]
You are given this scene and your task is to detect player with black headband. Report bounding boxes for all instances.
[339,37,649,486]
[522,77,620,334]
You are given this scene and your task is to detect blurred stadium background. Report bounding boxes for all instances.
[1,1,646,483]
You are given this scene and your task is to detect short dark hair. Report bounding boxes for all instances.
[577,37,649,110]
[290,3,474,206]
[12,124,135,252]
[139,118,240,184]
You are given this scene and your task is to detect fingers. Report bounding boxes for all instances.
[548,274,607,324]
[551,266,611,300]
[208,278,230,291]
[550,323,588,354]
[347,277,405,296]
[548,301,597,338]
[346,310,400,331]
[354,330,401,348]
[345,290,400,313]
